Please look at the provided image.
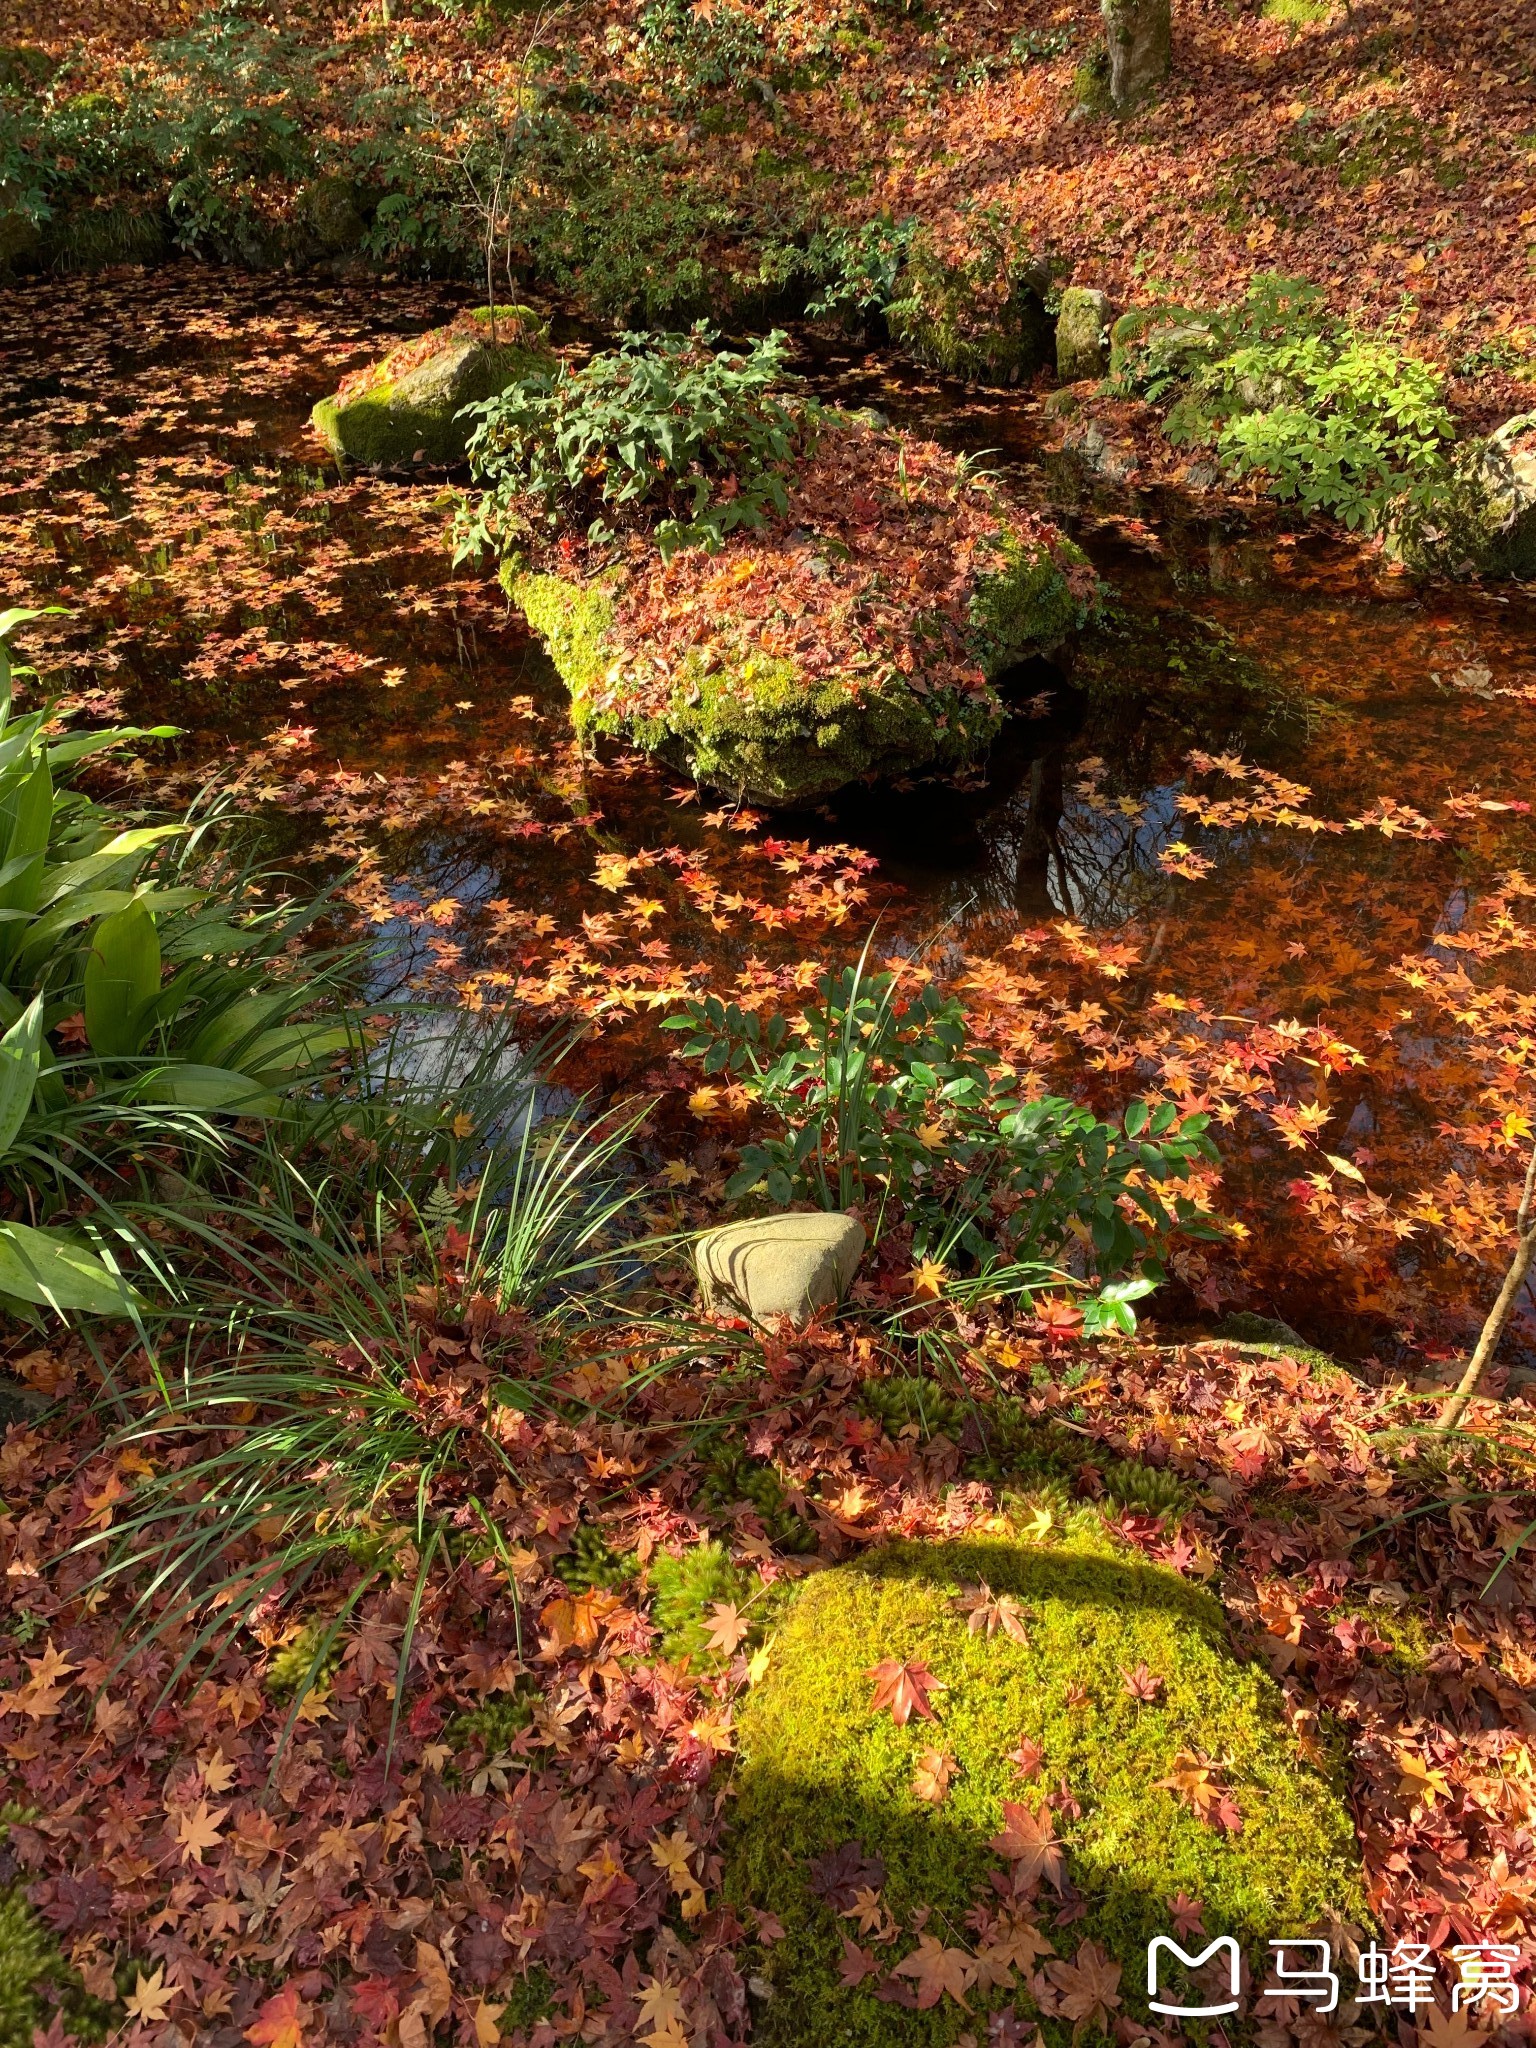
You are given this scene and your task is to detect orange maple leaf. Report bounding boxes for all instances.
[892,1932,975,2009]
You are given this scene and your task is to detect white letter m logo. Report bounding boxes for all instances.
[1147,1934,1241,2017]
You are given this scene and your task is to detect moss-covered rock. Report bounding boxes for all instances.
[1108,305,1219,384]
[728,1524,1366,2046]
[1055,285,1113,381]
[503,420,1095,805]
[312,307,553,470]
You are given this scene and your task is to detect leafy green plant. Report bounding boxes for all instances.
[459,326,822,560]
[75,1073,662,1743]
[0,610,361,1322]
[1116,275,1455,530]
[133,0,323,254]
[664,939,1219,1273]
[804,212,921,324]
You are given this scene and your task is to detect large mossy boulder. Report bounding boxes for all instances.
[1387,411,1536,578]
[1055,286,1113,382]
[311,306,553,470]
[728,1525,1365,2046]
[503,420,1095,806]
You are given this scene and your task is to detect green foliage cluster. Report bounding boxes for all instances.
[0,1811,114,2048]
[729,1528,1367,2047]
[461,327,821,559]
[1113,274,1455,530]
[647,1538,761,1666]
[0,0,338,266]
[558,1523,639,1591]
[665,953,1219,1275]
[695,1442,818,1553]
[0,611,357,1322]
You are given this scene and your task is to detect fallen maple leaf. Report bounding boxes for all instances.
[893,1932,975,2009]
[1120,1661,1165,1702]
[1396,1748,1452,1807]
[838,1934,879,1987]
[912,1746,956,1805]
[954,1581,1031,1643]
[808,1839,886,1911]
[1045,1939,1122,2040]
[705,1600,750,1656]
[174,1798,228,1865]
[866,1656,942,1726]
[245,1983,310,2048]
[126,1965,176,2026]
[989,1800,1065,1891]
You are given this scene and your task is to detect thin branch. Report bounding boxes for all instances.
[1438,1131,1536,1431]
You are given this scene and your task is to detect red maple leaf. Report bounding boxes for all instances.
[865,1656,942,1726]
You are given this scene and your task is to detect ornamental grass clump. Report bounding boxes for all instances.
[729,1523,1367,2047]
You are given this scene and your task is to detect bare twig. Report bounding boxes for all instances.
[1438,1131,1536,1431]
[446,5,554,339]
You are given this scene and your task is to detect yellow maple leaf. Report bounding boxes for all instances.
[125,1965,176,2025]
[909,1257,947,1300]
[1396,1749,1451,1807]
[175,1798,228,1864]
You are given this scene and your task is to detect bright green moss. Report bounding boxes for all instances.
[313,317,552,470]
[504,547,1082,804]
[729,1524,1365,2046]
[0,1883,113,2047]
[970,534,1093,670]
[503,568,618,721]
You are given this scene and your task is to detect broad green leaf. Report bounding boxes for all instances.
[85,899,162,1057]
[127,1063,281,1116]
[0,1221,138,1316]
[38,824,188,910]
[0,995,42,1158]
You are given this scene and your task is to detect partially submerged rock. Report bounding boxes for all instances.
[312,306,552,470]
[1055,285,1113,381]
[730,1524,1366,2045]
[696,1211,865,1325]
[1387,411,1536,578]
[504,419,1095,805]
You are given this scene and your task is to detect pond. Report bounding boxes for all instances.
[5,262,1535,1372]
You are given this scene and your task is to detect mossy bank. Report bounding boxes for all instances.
[727,1523,1366,2045]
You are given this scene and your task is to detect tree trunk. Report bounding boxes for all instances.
[1102,0,1171,110]
[1438,1135,1536,1431]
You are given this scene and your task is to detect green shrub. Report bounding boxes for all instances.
[460,326,822,559]
[1114,274,1455,530]
[664,949,1218,1272]
[728,1527,1367,2047]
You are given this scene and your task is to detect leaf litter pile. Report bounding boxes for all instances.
[1,267,1536,2043]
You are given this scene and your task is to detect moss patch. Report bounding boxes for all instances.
[0,1883,113,2047]
[728,1524,1365,2046]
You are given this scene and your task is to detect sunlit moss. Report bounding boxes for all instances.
[504,537,1088,805]
[0,1883,113,2047]
[729,1522,1365,2047]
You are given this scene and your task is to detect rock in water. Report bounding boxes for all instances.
[311,307,551,470]
[1388,412,1536,578]
[1055,286,1113,381]
[695,1212,865,1324]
